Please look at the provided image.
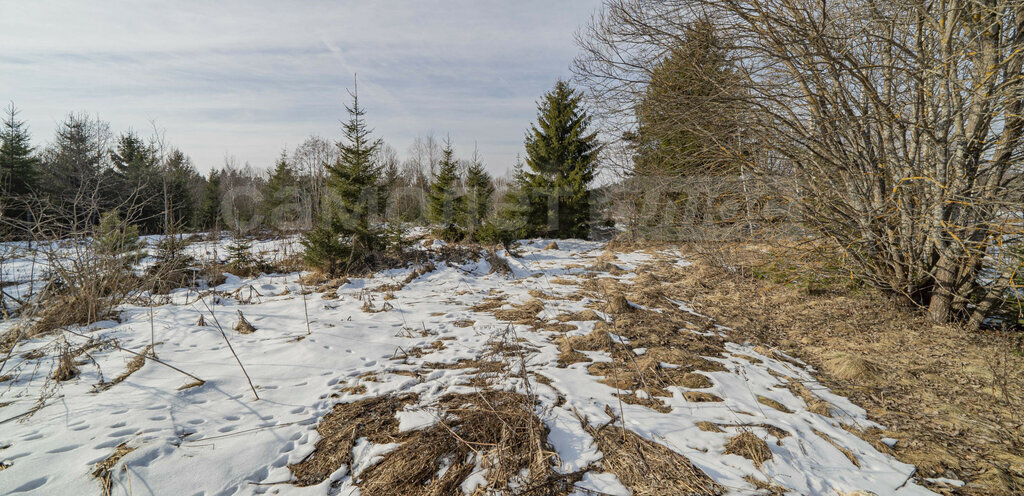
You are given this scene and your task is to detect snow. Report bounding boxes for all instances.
[0,234,939,495]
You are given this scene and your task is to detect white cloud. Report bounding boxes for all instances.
[0,0,602,174]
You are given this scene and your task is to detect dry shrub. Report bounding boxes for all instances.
[93,442,135,495]
[589,424,723,495]
[28,292,116,338]
[724,431,773,467]
[357,391,568,495]
[289,393,417,486]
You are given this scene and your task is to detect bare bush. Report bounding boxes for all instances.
[577,0,1024,328]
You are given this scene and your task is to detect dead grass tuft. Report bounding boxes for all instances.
[493,298,545,323]
[811,428,860,467]
[52,341,79,382]
[93,442,135,495]
[606,294,634,314]
[588,423,723,495]
[724,431,773,467]
[484,249,513,277]
[357,391,568,495]
[289,393,417,486]
[683,391,723,402]
[234,310,257,334]
[94,345,152,392]
[756,395,793,413]
[822,352,882,382]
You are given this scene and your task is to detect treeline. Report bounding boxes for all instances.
[0,79,602,251]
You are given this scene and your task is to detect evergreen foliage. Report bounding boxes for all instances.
[627,20,741,177]
[108,132,162,231]
[0,103,39,225]
[302,87,385,274]
[265,151,300,227]
[39,113,110,215]
[427,139,465,239]
[463,150,495,237]
[93,209,143,260]
[513,81,600,238]
[197,169,222,230]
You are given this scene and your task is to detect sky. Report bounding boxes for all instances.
[0,0,603,176]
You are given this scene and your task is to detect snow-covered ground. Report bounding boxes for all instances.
[0,236,937,495]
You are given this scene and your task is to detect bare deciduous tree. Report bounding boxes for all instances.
[577,0,1024,329]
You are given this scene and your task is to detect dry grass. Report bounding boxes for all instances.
[669,242,1024,494]
[93,442,135,495]
[605,294,633,314]
[357,391,570,495]
[289,394,417,486]
[93,345,152,392]
[588,423,723,495]
[822,352,882,382]
[723,431,773,467]
[52,340,79,382]
[785,379,833,417]
[811,428,860,467]
[756,395,793,413]
[483,248,513,277]
[493,298,545,323]
[233,310,256,334]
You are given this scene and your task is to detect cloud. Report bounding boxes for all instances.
[0,0,602,174]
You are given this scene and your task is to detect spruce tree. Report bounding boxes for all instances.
[39,113,110,220]
[519,81,600,238]
[163,149,200,231]
[197,169,222,230]
[0,103,40,226]
[463,149,494,236]
[110,131,162,232]
[265,151,299,227]
[427,138,464,240]
[302,86,384,274]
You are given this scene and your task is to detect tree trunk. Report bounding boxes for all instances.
[928,253,958,323]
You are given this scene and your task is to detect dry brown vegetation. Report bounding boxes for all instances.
[290,390,575,495]
[587,421,723,495]
[667,243,1024,495]
[92,442,135,495]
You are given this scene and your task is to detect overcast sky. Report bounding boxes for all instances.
[0,1,602,175]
